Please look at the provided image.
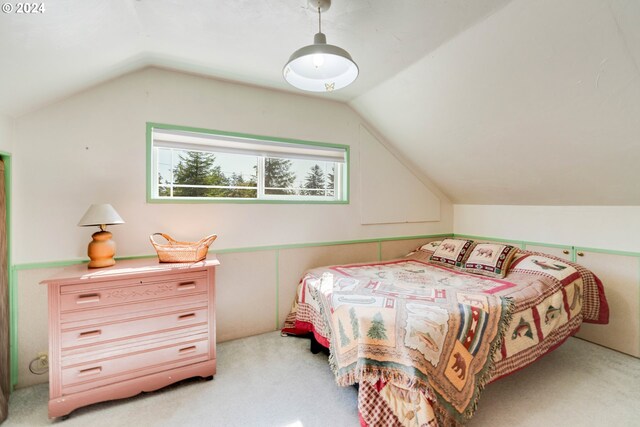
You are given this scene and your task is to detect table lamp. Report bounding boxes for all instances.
[78,204,125,268]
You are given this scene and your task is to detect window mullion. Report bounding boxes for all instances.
[257,157,265,199]
[334,162,341,200]
[170,149,174,198]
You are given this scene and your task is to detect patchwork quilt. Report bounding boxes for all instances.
[283,247,608,426]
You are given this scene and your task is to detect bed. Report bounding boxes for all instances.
[282,239,609,426]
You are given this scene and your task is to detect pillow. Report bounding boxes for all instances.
[419,240,442,252]
[461,242,519,278]
[406,240,442,258]
[429,238,474,268]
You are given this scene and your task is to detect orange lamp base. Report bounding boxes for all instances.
[87,230,116,268]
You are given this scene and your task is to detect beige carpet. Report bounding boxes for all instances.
[4,332,639,426]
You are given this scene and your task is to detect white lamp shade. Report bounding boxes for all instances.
[284,33,358,92]
[78,204,125,227]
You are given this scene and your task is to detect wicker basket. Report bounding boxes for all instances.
[150,233,217,263]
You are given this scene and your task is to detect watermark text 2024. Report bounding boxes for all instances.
[2,3,45,14]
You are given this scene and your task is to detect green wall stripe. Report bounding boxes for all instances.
[453,233,525,245]
[23,232,640,272]
[170,235,438,260]
[215,234,451,253]
[523,241,573,250]
[14,259,87,271]
[13,233,454,270]
[454,234,640,258]
[455,234,571,250]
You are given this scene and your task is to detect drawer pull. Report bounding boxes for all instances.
[179,345,197,355]
[577,252,584,257]
[177,282,196,291]
[78,366,102,377]
[79,330,102,339]
[562,250,570,255]
[178,313,196,321]
[77,293,100,304]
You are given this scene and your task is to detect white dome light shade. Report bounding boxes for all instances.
[284,36,359,92]
[284,1,358,92]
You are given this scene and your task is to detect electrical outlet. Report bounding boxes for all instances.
[29,351,49,375]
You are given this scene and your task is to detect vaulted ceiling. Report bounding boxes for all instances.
[352,0,640,205]
[1,0,639,205]
[0,0,510,116]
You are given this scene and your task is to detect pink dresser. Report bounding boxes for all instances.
[40,257,219,418]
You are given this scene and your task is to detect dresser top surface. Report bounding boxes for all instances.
[40,256,219,284]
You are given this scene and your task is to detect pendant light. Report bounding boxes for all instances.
[283,0,358,92]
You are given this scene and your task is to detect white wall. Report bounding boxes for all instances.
[352,0,640,206]
[10,70,451,387]
[0,115,12,153]
[454,205,640,252]
[13,67,452,264]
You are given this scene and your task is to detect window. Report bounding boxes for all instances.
[147,123,349,203]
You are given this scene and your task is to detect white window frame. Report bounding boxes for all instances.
[147,123,349,204]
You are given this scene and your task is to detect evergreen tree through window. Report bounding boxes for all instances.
[150,124,348,202]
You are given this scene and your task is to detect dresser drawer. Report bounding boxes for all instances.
[61,306,209,350]
[60,293,207,324]
[61,337,210,395]
[59,271,208,313]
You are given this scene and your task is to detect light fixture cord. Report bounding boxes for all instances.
[318,4,322,33]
